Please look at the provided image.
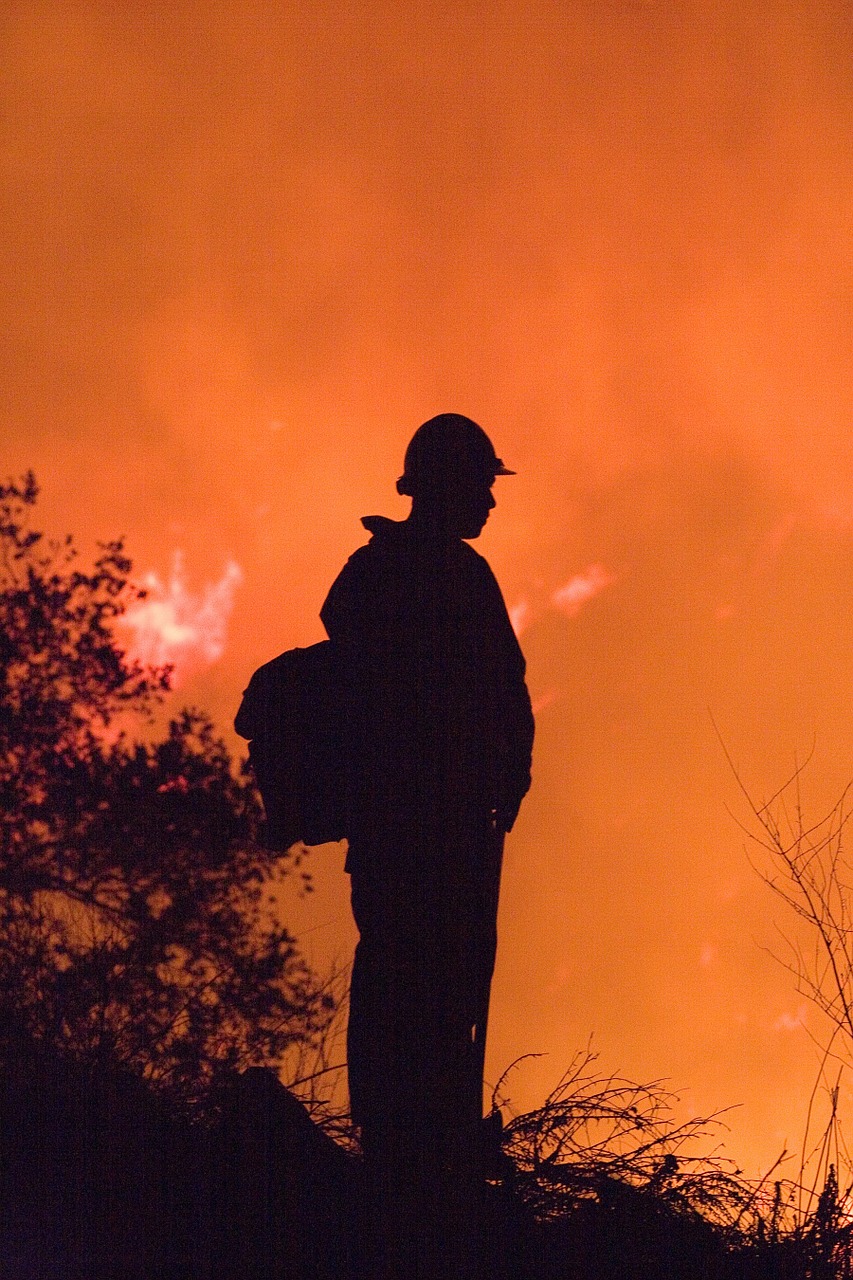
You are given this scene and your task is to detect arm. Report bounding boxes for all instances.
[494,680,534,833]
[477,559,535,833]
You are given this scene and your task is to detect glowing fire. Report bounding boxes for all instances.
[773,1004,809,1033]
[551,563,616,617]
[531,687,561,716]
[509,563,617,638]
[120,552,242,684]
[509,597,532,637]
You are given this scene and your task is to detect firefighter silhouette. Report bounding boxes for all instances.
[322,414,534,1276]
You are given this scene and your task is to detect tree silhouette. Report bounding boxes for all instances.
[0,473,332,1108]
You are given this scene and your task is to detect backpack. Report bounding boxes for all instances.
[234,641,346,849]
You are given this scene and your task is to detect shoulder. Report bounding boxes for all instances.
[339,541,375,575]
[459,541,502,592]
[321,522,402,636]
[336,517,408,574]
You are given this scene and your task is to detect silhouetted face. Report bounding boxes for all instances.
[412,473,497,539]
[454,476,496,538]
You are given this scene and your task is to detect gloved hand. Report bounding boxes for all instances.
[493,797,522,834]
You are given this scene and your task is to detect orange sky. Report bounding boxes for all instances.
[3,0,853,1175]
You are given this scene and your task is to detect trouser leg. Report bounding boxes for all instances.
[346,824,501,1278]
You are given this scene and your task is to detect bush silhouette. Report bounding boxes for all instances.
[0,472,332,1108]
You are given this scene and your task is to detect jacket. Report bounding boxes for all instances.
[321,515,533,848]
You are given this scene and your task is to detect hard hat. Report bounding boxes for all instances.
[396,414,515,497]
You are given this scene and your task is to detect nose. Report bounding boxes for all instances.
[487,490,496,510]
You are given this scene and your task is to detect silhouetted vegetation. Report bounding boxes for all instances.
[3,1031,853,1278]
[717,744,853,1278]
[496,1047,853,1279]
[3,473,853,1276]
[0,473,332,1109]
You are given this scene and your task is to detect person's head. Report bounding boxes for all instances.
[396,413,514,539]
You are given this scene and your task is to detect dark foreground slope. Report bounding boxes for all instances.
[0,1042,843,1280]
[0,1042,352,1280]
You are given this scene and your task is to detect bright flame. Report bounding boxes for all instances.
[509,597,531,638]
[531,687,561,716]
[773,1004,808,1033]
[551,564,617,618]
[509,563,616,638]
[121,552,242,684]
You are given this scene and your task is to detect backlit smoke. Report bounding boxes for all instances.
[121,553,242,685]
